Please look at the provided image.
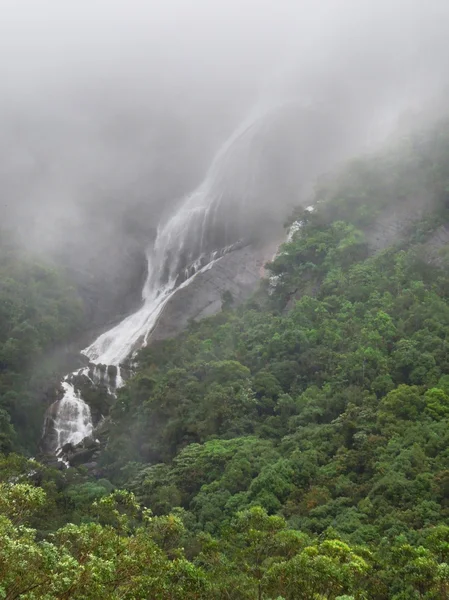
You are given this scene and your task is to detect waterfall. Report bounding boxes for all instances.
[81,102,288,367]
[51,382,93,449]
[43,99,300,454]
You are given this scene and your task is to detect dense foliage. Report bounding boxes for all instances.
[0,454,374,599]
[3,118,449,597]
[0,234,82,452]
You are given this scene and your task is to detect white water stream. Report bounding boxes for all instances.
[44,100,299,454]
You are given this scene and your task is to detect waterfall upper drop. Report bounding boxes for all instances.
[82,102,293,367]
[43,99,305,455]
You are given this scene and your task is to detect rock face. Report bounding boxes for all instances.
[150,238,281,341]
[364,194,431,253]
[422,223,449,264]
[56,436,102,469]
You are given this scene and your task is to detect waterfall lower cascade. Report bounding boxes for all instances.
[43,100,302,457]
[52,382,93,449]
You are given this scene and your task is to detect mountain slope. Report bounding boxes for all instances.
[88,117,449,596]
[3,117,449,598]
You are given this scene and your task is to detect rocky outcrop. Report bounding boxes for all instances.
[421,224,449,264]
[150,238,281,341]
[46,414,110,472]
[56,436,102,469]
[364,194,431,253]
[362,193,449,266]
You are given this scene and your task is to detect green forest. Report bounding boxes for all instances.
[0,236,83,453]
[3,119,449,598]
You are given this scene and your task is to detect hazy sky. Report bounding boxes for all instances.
[2,0,448,105]
[1,0,449,266]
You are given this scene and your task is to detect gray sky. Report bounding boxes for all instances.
[2,1,447,105]
[1,0,449,264]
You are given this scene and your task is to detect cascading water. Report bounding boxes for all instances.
[50,382,93,449]
[43,100,302,455]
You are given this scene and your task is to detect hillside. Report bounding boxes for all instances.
[3,117,449,597]
[0,236,83,453]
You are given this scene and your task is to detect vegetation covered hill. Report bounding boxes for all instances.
[0,236,83,453]
[3,118,449,597]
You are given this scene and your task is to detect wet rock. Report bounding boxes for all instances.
[107,365,118,379]
[150,238,282,341]
[61,442,75,454]
[118,363,132,382]
[80,436,99,449]
[93,418,110,444]
[43,456,66,471]
[68,446,99,467]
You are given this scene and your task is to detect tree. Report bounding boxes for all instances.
[264,539,370,600]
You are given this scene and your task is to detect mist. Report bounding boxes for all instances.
[1,0,449,321]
